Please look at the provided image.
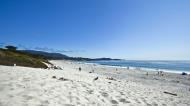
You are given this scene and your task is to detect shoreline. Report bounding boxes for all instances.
[79,61,190,74]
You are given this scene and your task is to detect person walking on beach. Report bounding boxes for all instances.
[79,67,81,71]
[127,66,129,70]
[158,71,164,76]
[146,72,149,76]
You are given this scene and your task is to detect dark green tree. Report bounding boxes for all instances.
[5,45,17,51]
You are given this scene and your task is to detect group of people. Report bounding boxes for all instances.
[47,65,63,70]
[78,67,95,73]
[146,71,164,76]
[157,71,164,76]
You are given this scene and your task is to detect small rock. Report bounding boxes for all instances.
[52,76,56,79]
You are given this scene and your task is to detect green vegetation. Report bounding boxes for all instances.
[0,45,120,68]
[0,48,49,68]
[5,45,17,51]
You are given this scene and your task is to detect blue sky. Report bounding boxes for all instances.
[0,0,190,60]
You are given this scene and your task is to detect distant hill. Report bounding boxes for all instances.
[20,50,69,60]
[0,46,120,68]
[0,48,49,68]
[20,50,120,61]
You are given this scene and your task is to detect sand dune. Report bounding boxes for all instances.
[0,60,190,106]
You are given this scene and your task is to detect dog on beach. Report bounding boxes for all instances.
[93,77,98,81]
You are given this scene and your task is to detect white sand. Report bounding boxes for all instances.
[0,60,190,106]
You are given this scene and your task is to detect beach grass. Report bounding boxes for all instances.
[0,48,48,68]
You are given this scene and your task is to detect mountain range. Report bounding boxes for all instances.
[20,50,120,61]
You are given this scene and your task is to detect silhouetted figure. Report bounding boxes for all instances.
[79,67,81,71]
[127,66,129,70]
[181,72,187,75]
[158,71,164,76]
[146,72,149,76]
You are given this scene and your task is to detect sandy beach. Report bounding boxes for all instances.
[0,60,190,106]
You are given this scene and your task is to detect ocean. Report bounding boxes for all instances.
[86,60,190,74]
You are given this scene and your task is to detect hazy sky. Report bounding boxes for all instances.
[0,0,190,60]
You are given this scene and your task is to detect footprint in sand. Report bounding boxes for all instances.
[101,99,105,103]
[63,104,75,106]
[110,100,118,104]
[8,94,14,98]
[151,102,158,106]
[40,100,49,105]
[87,90,94,94]
[101,92,109,97]
[10,88,14,91]
[119,98,131,103]
[40,83,45,87]
[134,98,142,104]
[22,95,33,101]
[162,103,167,106]
[119,91,125,95]
[141,97,149,105]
